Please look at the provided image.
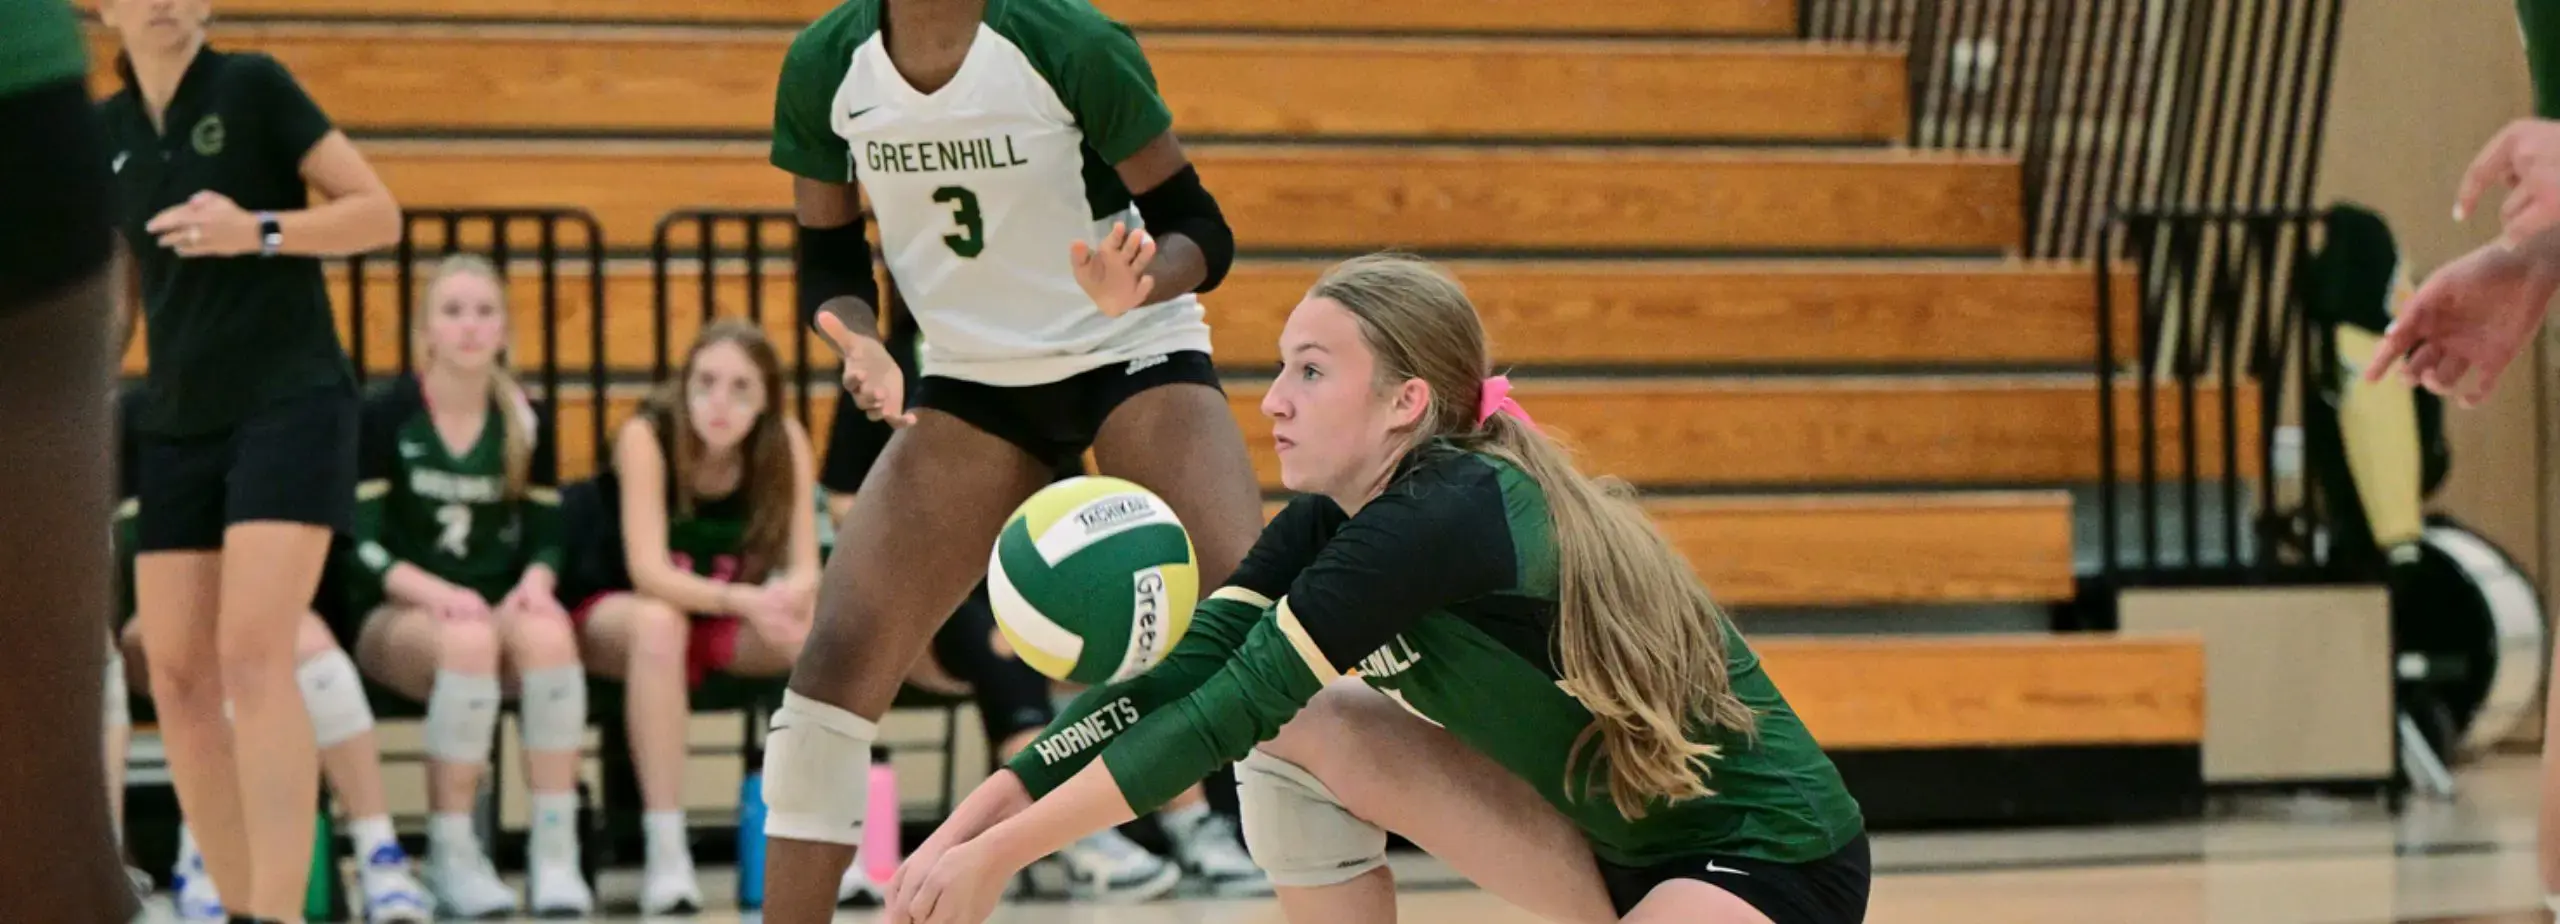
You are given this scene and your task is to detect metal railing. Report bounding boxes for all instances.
[1803,0,2344,259]
[341,208,609,459]
[647,209,835,427]
[2095,207,2353,584]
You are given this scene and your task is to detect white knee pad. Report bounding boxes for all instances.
[297,650,377,748]
[760,690,878,845]
[102,642,129,734]
[515,665,587,753]
[424,670,502,763]
[1237,748,1387,888]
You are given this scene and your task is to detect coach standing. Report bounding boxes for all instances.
[96,0,401,920]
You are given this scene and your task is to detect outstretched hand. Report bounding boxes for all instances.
[892,840,1012,924]
[2364,241,2560,407]
[816,311,915,428]
[1070,222,1159,318]
[2457,118,2560,251]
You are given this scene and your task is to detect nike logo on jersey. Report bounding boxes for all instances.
[1125,354,1169,375]
[399,440,427,459]
[1702,861,1751,877]
[848,106,877,121]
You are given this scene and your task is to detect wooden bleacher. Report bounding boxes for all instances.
[89,0,2212,832]
[91,25,1908,142]
[135,0,1799,34]
[187,260,2133,377]
[347,140,2022,253]
[534,378,2259,490]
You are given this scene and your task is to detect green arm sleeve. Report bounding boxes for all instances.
[1003,590,1265,797]
[1099,609,1330,813]
[350,385,406,593]
[1055,23,1174,164]
[2524,0,2560,118]
[770,23,859,182]
[522,401,564,575]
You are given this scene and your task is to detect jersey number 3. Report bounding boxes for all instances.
[933,186,984,258]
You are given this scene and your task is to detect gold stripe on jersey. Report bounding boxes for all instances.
[116,498,138,519]
[526,486,561,505]
[1274,597,1340,683]
[356,479,391,500]
[1209,586,1272,610]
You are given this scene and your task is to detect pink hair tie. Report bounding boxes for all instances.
[1476,375,1540,432]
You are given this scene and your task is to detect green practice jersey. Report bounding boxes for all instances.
[351,376,561,602]
[1008,447,1866,867]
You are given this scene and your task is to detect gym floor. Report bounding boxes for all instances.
[129,756,2548,923]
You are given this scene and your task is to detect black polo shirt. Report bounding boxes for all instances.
[101,47,352,437]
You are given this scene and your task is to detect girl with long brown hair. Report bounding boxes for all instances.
[888,254,1871,924]
[563,319,821,914]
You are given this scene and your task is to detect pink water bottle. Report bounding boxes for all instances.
[862,747,902,883]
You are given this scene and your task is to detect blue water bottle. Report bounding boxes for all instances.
[737,770,768,909]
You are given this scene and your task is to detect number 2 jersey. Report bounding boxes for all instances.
[349,375,562,606]
[1007,446,1866,868]
[768,0,1211,387]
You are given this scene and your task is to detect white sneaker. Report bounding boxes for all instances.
[169,834,224,924]
[1167,810,1273,897]
[1026,828,1181,902]
[355,842,434,924]
[526,860,595,918]
[426,846,520,920]
[837,859,884,908]
[639,858,703,916]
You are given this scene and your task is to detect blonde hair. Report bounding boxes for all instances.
[1307,253,1756,818]
[415,253,536,499]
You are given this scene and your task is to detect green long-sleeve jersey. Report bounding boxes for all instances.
[350,375,562,603]
[1005,446,1865,867]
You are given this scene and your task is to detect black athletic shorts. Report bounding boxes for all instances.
[1598,834,1870,924]
[911,351,1222,473]
[135,384,359,552]
[930,584,1058,751]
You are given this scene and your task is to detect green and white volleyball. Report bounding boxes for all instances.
[988,477,1199,685]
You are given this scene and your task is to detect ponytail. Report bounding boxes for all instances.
[1471,414,1756,818]
[1309,252,1755,819]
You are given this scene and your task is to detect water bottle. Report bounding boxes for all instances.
[737,770,769,909]
[863,746,901,884]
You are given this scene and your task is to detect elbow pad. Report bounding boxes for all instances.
[1132,165,1234,294]
[795,217,880,330]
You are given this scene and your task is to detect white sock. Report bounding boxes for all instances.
[643,810,691,869]
[1160,802,1212,845]
[429,812,480,858]
[349,815,400,861]
[529,792,581,868]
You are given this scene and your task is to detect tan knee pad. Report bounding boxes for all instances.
[1237,748,1387,888]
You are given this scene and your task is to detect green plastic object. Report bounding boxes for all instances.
[305,807,337,922]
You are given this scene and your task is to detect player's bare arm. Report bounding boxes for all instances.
[1077,131,1236,316]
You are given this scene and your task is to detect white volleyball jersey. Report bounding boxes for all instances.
[772,0,1211,387]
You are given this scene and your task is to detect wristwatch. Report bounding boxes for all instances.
[257,212,283,257]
